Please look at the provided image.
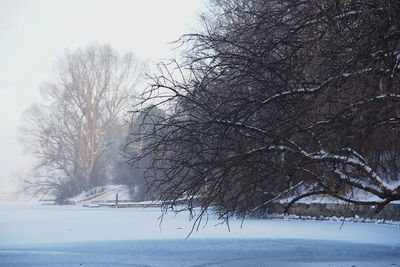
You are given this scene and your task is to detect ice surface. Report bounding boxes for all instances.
[0,202,399,266]
[1,239,399,267]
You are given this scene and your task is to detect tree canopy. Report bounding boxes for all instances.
[132,0,400,222]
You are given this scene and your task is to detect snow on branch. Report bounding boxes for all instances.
[261,65,398,107]
[338,147,367,165]
[215,119,269,135]
[250,181,305,213]
[346,93,400,112]
[391,54,400,79]
[268,145,397,193]
[307,152,394,193]
[332,169,384,198]
[261,77,334,105]
[227,146,268,159]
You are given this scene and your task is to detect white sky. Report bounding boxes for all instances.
[0,0,205,191]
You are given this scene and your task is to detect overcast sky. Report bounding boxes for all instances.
[0,0,205,191]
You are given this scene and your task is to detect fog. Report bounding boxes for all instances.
[0,0,204,194]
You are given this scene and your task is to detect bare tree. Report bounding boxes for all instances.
[19,43,144,201]
[131,0,400,223]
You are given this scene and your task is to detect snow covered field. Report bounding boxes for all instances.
[0,202,399,266]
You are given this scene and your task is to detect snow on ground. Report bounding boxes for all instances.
[0,186,25,202]
[0,202,399,266]
[279,187,400,205]
[68,185,133,203]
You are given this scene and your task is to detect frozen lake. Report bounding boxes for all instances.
[0,202,399,266]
